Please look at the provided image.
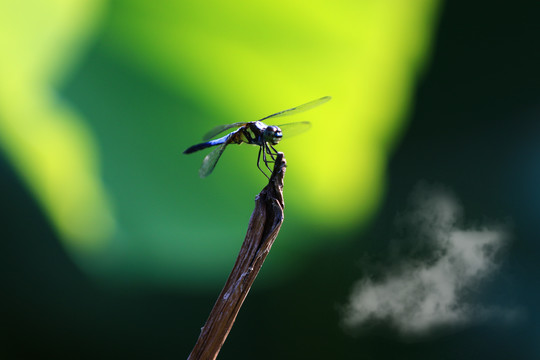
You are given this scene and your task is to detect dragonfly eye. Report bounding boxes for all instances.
[264,126,282,145]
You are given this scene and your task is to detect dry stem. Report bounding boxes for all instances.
[187,153,286,360]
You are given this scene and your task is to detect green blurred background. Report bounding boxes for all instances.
[1,0,539,359]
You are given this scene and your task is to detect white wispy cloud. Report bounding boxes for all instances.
[342,185,512,336]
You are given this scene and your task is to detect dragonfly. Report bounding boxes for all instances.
[184,96,331,178]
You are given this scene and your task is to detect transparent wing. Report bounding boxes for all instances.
[199,142,228,178]
[258,96,331,122]
[278,121,312,139]
[202,122,247,141]
[201,96,330,140]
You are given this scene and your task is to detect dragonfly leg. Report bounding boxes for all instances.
[257,146,270,179]
[269,145,279,158]
[266,145,276,162]
[262,144,274,173]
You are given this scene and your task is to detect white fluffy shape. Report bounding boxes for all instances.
[343,191,507,335]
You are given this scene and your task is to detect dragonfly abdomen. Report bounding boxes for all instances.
[184,134,230,154]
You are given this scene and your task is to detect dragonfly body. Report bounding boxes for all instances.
[185,121,280,151]
[184,96,330,178]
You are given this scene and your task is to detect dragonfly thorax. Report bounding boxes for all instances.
[263,125,283,145]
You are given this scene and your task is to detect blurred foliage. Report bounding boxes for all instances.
[102,0,440,225]
[0,0,113,251]
[0,0,440,286]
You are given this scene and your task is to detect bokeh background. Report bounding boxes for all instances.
[1,0,539,359]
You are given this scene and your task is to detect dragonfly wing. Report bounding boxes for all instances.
[201,96,330,140]
[278,121,312,139]
[258,96,331,122]
[202,122,247,141]
[199,142,228,177]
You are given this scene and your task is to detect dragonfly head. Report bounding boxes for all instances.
[263,125,282,145]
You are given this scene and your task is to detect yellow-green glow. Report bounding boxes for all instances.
[104,0,440,229]
[0,0,441,284]
[0,0,113,251]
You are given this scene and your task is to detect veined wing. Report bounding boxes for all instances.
[199,142,228,177]
[201,96,330,140]
[278,121,312,139]
[258,96,331,122]
[202,122,247,141]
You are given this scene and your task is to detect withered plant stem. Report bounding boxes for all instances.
[188,153,286,360]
